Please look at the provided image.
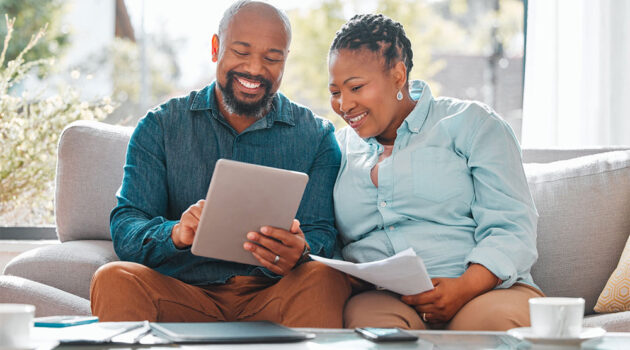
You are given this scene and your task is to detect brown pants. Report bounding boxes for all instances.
[90,261,351,328]
[344,283,544,331]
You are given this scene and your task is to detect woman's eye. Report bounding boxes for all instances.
[330,91,340,96]
[351,85,363,92]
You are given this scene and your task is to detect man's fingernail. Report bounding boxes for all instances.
[261,227,269,234]
[247,232,256,240]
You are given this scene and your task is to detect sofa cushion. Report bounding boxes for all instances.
[55,120,132,242]
[584,311,630,332]
[0,275,90,317]
[594,234,630,313]
[525,150,630,315]
[2,240,119,300]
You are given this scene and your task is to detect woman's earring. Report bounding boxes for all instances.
[396,90,403,101]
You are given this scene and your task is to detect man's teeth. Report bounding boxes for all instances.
[349,112,367,123]
[237,77,261,89]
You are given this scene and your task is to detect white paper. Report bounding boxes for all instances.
[310,248,434,295]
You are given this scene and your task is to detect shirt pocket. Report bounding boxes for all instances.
[411,148,464,202]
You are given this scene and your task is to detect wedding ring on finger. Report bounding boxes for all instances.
[422,312,428,322]
[273,255,280,264]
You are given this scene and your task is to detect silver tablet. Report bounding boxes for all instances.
[191,159,309,266]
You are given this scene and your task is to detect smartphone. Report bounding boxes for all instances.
[355,327,419,342]
[34,315,99,327]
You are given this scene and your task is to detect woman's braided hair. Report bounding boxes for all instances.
[330,14,413,79]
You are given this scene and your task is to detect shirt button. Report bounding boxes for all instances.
[412,128,419,132]
[389,226,395,231]
[380,201,387,207]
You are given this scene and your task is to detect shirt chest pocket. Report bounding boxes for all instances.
[411,148,467,202]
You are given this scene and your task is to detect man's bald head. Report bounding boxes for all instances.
[218,1,292,44]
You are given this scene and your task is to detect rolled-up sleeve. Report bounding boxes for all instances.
[110,109,187,267]
[464,114,538,289]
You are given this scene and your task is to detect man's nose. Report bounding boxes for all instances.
[244,55,264,76]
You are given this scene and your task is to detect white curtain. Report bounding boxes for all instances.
[522,0,630,148]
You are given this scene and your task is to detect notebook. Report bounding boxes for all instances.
[149,321,315,343]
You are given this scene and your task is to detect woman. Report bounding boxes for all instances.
[328,14,543,331]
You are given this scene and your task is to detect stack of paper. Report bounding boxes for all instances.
[310,248,434,295]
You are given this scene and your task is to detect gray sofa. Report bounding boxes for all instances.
[1,120,630,330]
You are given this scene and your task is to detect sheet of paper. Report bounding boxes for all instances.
[310,248,434,295]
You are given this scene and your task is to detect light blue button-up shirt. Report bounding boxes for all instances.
[334,80,538,289]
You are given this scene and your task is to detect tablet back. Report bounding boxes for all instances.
[191,159,309,266]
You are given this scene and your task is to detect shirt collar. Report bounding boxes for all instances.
[402,80,432,134]
[190,81,295,127]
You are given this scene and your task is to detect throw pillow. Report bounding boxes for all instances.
[594,234,630,313]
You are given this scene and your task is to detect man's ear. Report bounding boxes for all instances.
[392,61,408,90]
[211,34,219,63]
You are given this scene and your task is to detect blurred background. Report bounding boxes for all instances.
[0,0,525,227]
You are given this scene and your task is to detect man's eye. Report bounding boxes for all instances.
[233,50,248,56]
[265,57,282,63]
[351,85,363,92]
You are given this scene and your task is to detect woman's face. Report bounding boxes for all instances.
[328,48,401,141]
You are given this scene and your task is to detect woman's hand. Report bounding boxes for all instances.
[401,264,500,324]
[401,277,471,324]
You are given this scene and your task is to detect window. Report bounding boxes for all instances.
[0,0,524,230]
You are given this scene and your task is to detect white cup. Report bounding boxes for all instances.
[529,297,584,338]
[0,304,35,348]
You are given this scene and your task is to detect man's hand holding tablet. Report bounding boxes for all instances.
[172,159,311,272]
[243,219,309,275]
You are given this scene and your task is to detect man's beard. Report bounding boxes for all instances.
[217,71,275,119]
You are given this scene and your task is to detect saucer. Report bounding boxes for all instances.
[507,327,606,345]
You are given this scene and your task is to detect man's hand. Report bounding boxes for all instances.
[171,199,205,249]
[400,264,500,324]
[243,219,307,275]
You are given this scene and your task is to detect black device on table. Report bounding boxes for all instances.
[355,327,419,342]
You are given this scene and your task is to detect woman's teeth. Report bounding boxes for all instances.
[349,112,367,123]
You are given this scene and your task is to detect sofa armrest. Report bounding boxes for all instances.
[522,147,630,164]
[2,240,119,300]
[0,276,91,317]
[56,120,132,242]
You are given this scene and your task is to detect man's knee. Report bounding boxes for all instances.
[90,261,152,305]
[92,262,143,290]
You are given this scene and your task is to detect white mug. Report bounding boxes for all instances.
[0,304,35,348]
[529,297,584,338]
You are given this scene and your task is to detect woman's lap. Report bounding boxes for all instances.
[343,283,544,331]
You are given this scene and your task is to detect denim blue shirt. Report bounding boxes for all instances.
[334,80,539,289]
[111,81,341,285]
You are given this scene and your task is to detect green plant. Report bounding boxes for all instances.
[0,15,114,225]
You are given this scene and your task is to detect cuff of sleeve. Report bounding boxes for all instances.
[465,247,517,289]
[156,220,190,258]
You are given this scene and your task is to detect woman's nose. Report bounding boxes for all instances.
[339,95,355,114]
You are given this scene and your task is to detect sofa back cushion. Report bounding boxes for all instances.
[525,150,630,315]
[55,121,132,242]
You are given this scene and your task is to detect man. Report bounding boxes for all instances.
[90,1,350,327]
